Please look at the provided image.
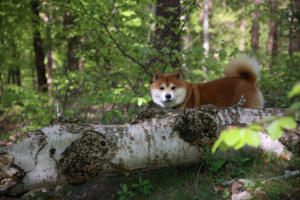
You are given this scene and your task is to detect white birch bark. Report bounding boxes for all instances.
[0,106,297,196]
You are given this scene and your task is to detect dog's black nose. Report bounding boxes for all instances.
[165,94,171,99]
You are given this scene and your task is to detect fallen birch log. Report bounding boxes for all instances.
[0,105,298,196]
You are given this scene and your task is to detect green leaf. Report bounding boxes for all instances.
[137,98,143,106]
[122,184,128,193]
[212,160,226,169]
[233,129,247,149]
[223,128,241,146]
[219,142,230,151]
[212,130,227,153]
[249,123,264,131]
[278,116,297,129]
[268,120,283,140]
[288,83,300,98]
[290,102,300,111]
[245,129,260,147]
[264,116,277,123]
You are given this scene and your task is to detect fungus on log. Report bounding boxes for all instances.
[0,105,298,196]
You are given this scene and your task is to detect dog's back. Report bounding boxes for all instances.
[150,56,264,109]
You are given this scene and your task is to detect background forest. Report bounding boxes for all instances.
[1,0,300,199]
[0,0,300,138]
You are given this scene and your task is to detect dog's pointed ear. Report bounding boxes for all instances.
[152,70,160,81]
[175,69,182,80]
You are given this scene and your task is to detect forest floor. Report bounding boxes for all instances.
[0,114,300,200]
[0,111,26,146]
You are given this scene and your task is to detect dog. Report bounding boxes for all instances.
[150,55,264,109]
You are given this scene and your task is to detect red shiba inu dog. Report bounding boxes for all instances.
[150,55,264,109]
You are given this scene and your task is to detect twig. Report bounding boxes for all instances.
[262,169,300,183]
[77,1,152,77]
[223,178,255,187]
[232,95,246,108]
[223,169,300,186]
[178,0,196,36]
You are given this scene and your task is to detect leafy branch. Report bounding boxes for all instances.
[77,1,152,77]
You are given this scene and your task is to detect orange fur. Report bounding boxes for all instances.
[150,56,264,109]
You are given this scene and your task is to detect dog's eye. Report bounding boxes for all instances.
[171,86,176,90]
[160,87,164,90]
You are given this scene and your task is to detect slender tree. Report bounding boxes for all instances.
[7,42,21,86]
[239,0,247,51]
[239,19,247,51]
[251,0,261,52]
[43,0,54,103]
[289,0,300,54]
[203,0,210,57]
[64,1,80,71]
[153,0,181,69]
[267,0,278,64]
[31,0,48,92]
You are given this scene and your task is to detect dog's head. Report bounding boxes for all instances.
[150,70,187,108]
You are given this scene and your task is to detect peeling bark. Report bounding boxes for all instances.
[0,106,297,196]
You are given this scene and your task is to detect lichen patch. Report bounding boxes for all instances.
[59,130,116,183]
[175,106,219,147]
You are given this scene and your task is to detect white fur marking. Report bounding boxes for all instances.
[151,84,187,108]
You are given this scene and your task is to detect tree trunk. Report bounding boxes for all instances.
[43,0,54,103]
[153,0,181,69]
[31,0,48,93]
[203,0,210,57]
[251,0,261,52]
[181,7,190,74]
[289,0,300,54]
[239,19,247,51]
[7,68,21,86]
[0,106,296,196]
[267,0,278,65]
[64,3,80,71]
[7,42,21,86]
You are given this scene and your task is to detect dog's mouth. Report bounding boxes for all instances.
[162,99,173,103]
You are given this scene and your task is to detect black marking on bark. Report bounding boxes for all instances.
[49,148,56,156]
[28,130,47,166]
[49,148,59,171]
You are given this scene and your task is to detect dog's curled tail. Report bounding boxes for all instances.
[224,55,260,84]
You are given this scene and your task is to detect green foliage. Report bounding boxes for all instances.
[1,85,55,131]
[0,0,299,137]
[227,157,252,177]
[25,191,49,200]
[212,125,262,153]
[267,116,297,140]
[117,177,153,200]
[209,159,226,174]
[288,82,300,98]
[131,176,153,195]
[117,184,136,200]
